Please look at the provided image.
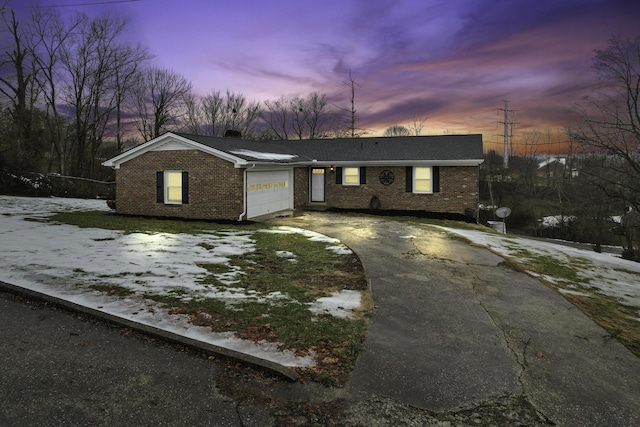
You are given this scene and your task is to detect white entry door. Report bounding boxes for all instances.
[246,170,292,218]
[311,168,325,202]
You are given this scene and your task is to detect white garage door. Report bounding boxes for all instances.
[246,170,293,219]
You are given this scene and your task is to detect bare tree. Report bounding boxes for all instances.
[57,12,134,177]
[0,8,42,171]
[262,92,333,140]
[132,66,192,140]
[30,5,80,175]
[383,124,410,137]
[181,91,202,135]
[262,95,291,140]
[407,116,427,136]
[190,89,260,138]
[223,90,260,138]
[568,35,640,212]
[112,43,149,151]
[302,92,332,139]
[199,90,224,136]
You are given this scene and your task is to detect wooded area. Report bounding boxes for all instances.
[0,5,353,188]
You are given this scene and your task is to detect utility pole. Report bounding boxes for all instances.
[498,100,515,168]
[345,69,359,138]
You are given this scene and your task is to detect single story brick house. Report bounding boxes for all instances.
[102,132,484,221]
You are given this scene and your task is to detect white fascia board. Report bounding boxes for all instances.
[236,160,313,169]
[305,159,484,167]
[102,132,248,169]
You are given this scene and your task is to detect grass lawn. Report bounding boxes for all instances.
[50,211,371,385]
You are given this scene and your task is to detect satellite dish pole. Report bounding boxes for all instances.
[494,207,512,234]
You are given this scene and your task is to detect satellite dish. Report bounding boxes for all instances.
[495,207,511,218]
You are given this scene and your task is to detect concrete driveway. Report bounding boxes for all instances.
[273,212,640,427]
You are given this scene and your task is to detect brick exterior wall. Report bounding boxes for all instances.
[115,150,479,221]
[294,167,310,208]
[116,150,244,220]
[294,165,479,215]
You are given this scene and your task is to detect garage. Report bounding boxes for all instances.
[246,169,293,219]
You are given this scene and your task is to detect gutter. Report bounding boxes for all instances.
[238,164,256,221]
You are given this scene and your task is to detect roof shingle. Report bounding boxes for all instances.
[175,133,483,164]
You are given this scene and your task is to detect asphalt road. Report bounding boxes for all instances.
[0,292,260,427]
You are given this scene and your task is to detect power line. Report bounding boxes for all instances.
[6,0,141,9]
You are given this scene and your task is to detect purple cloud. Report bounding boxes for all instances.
[10,0,640,152]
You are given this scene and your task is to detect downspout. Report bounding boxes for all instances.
[238,164,256,221]
[476,163,481,223]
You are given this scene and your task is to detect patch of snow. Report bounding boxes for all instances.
[265,226,340,244]
[539,215,576,228]
[326,244,353,255]
[558,288,592,297]
[308,290,362,318]
[276,250,298,263]
[538,156,566,169]
[230,149,297,161]
[437,225,640,308]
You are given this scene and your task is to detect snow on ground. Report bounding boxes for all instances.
[309,290,362,318]
[0,196,362,367]
[8,195,636,365]
[437,226,640,309]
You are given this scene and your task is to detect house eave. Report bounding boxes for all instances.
[297,159,485,167]
[102,132,248,169]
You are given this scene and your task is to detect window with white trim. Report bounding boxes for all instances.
[413,167,432,193]
[165,171,183,203]
[343,167,360,185]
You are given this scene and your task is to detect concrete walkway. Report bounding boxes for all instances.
[274,212,640,427]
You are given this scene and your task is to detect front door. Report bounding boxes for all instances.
[310,168,325,202]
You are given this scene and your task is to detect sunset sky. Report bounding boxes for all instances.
[8,0,640,152]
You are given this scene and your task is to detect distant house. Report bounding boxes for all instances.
[102,132,484,221]
[536,156,578,187]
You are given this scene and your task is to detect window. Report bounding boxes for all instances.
[336,167,366,185]
[414,167,432,193]
[157,171,189,204]
[343,167,360,185]
[165,171,183,203]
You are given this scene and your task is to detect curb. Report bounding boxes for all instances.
[0,281,300,382]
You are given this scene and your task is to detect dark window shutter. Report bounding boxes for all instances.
[405,167,413,192]
[433,166,440,193]
[182,171,189,204]
[156,171,164,203]
[336,167,343,184]
[359,167,366,184]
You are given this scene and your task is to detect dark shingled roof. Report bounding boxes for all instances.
[175,133,310,163]
[174,133,483,164]
[277,134,483,162]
